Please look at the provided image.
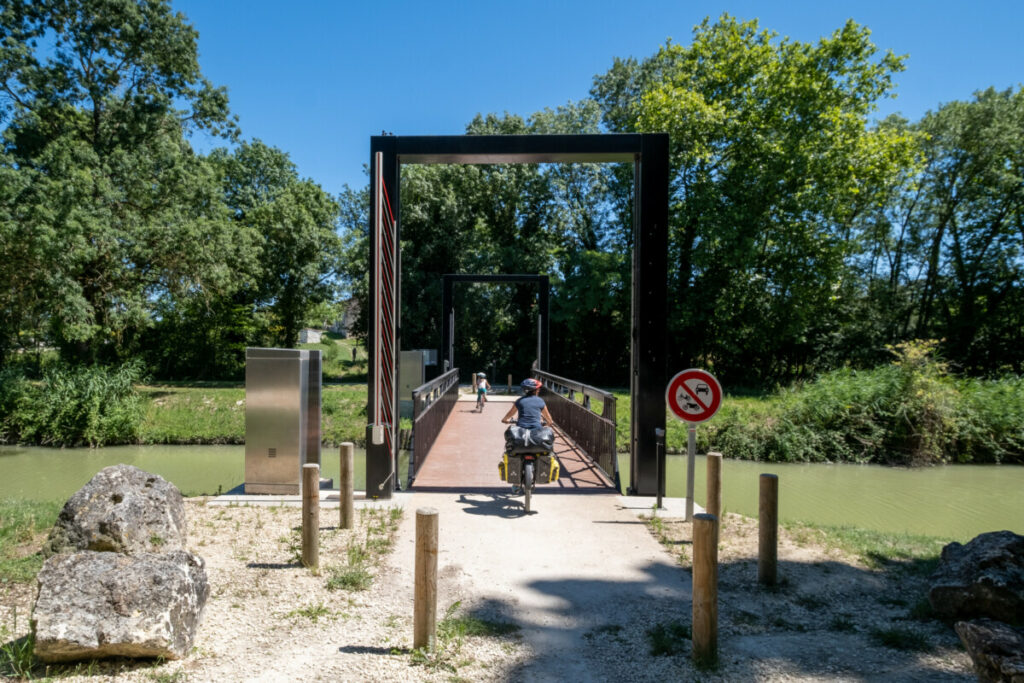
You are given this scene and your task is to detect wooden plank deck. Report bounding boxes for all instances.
[410,394,618,493]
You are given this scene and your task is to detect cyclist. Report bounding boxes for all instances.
[501,378,553,428]
[501,378,554,495]
[475,372,491,412]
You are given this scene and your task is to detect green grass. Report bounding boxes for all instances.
[869,626,933,651]
[786,522,950,571]
[0,499,62,583]
[325,506,402,592]
[138,383,368,446]
[286,601,334,623]
[297,334,368,383]
[645,619,691,656]
[411,601,520,672]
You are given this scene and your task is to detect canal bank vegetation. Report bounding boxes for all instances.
[2,341,1021,467]
[700,341,1024,466]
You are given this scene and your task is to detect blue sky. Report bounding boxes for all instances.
[176,0,1024,195]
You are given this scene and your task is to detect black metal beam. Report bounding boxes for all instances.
[440,274,549,374]
[630,133,670,495]
[389,134,642,164]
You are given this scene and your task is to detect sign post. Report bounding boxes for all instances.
[666,369,723,522]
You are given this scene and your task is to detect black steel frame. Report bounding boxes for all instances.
[441,274,549,375]
[367,134,668,497]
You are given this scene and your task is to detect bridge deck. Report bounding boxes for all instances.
[410,394,617,493]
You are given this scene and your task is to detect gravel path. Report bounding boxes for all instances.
[2,489,973,681]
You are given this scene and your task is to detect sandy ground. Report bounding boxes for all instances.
[1,491,974,681]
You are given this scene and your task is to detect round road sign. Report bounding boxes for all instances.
[666,369,722,423]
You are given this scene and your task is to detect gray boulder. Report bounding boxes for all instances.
[32,550,209,662]
[44,464,186,556]
[955,619,1024,682]
[929,531,1024,624]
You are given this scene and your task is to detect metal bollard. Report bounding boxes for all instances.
[301,463,320,569]
[339,442,355,530]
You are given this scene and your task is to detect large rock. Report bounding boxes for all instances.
[32,550,209,662]
[955,619,1024,682]
[929,531,1024,624]
[44,464,186,556]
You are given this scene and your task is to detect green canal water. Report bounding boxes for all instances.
[0,445,376,499]
[616,454,1024,542]
[1,446,1020,542]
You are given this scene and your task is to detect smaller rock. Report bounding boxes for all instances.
[955,619,1024,682]
[32,550,209,662]
[929,531,1024,624]
[43,464,186,556]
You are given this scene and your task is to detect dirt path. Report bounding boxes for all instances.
[391,491,690,681]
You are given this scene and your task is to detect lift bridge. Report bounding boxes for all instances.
[366,133,669,496]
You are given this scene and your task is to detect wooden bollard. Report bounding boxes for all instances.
[339,442,355,530]
[302,463,320,569]
[758,473,778,586]
[692,513,719,666]
[706,451,722,520]
[413,507,439,651]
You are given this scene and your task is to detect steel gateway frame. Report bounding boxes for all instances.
[367,134,669,497]
[440,273,549,377]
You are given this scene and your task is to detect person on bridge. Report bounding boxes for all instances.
[475,372,491,412]
[501,378,553,428]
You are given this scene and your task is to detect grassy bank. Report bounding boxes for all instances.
[139,383,368,446]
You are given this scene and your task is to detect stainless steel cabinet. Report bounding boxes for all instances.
[244,348,321,494]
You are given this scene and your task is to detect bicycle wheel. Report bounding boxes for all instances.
[523,462,534,513]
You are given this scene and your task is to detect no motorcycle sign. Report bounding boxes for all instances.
[666,369,722,423]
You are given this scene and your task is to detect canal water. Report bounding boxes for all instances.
[1,446,1020,542]
[617,454,1024,542]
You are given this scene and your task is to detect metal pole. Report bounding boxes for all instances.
[301,463,320,569]
[655,428,666,509]
[339,443,354,530]
[686,425,696,522]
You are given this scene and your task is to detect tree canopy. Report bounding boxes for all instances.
[3,5,1023,389]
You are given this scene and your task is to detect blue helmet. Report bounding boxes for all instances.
[521,378,540,390]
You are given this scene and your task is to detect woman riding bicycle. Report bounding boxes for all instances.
[501,378,553,428]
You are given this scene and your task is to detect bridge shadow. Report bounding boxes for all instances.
[448,554,969,681]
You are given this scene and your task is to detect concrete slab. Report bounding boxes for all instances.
[615,495,704,519]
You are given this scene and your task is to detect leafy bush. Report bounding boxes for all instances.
[0,362,145,447]
[708,341,1024,465]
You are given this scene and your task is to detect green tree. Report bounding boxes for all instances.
[592,15,917,384]
[0,0,238,365]
[911,88,1024,372]
[212,140,342,348]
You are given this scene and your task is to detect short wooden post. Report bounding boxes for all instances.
[758,473,778,586]
[301,463,320,569]
[706,452,722,520]
[692,513,718,666]
[413,507,439,651]
[339,442,355,530]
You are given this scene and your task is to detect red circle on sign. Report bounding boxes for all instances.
[666,369,722,423]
